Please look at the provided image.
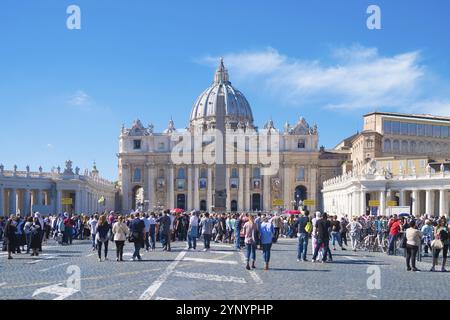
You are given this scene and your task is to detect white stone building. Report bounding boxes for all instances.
[0,161,117,216]
[322,160,450,218]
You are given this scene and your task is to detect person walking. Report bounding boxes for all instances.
[430,217,449,272]
[340,215,349,247]
[312,212,331,263]
[200,212,214,251]
[148,213,157,251]
[294,210,311,262]
[421,219,434,257]
[112,216,129,262]
[142,214,151,252]
[158,210,172,251]
[187,211,199,250]
[30,217,42,257]
[259,215,274,270]
[24,217,33,254]
[388,214,402,255]
[331,215,345,251]
[271,214,282,243]
[4,217,17,260]
[96,215,111,262]
[243,214,257,270]
[89,214,99,251]
[129,213,145,261]
[405,220,422,272]
[347,216,363,251]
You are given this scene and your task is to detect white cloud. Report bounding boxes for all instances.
[67,90,94,110]
[199,45,450,113]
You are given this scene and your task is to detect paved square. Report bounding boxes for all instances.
[1,237,449,300]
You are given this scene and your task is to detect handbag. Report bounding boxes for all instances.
[431,239,443,250]
[400,234,407,249]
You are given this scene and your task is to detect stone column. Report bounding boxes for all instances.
[75,190,81,214]
[439,189,447,218]
[207,167,212,211]
[411,190,420,218]
[379,190,386,216]
[352,191,359,217]
[194,167,199,211]
[9,188,17,215]
[0,186,4,216]
[399,190,406,207]
[360,190,366,216]
[56,189,62,214]
[283,166,290,209]
[188,166,193,211]
[310,166,317,212]
[226,167,231,211]
[37,190,44,206]
[425,190,434,217]
[245,167,251,211]
[238,167,244,211]
[148,165,155,212]
[121,165,130,212]
[23,189,31,216]
[168,166,174,209]
[263,171,270,211]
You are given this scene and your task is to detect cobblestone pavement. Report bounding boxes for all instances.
[0,237,449,300]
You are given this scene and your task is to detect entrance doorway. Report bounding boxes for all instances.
[177,194,186,210]
[132,186,144,211]
[294,186,307,210]
[252,194,261,211]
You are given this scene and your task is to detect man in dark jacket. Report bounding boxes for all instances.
[312,212,331,263]
[158,210,172,251]
[129,213,145,261]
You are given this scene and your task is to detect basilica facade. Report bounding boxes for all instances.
[118,60,346,213]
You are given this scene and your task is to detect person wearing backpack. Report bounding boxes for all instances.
[294,210,311,262]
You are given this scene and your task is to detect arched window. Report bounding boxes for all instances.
[297,167,305,181]
[297,139,306,149]
[392,140,400,152]
[133,168,142,182]
[384,139,391,152]
[177,167,185,179]
[409,141,416,154]
[231,168,238,178]
[401,141,409,153]
[435,142,441,154]
[418,141,425,154]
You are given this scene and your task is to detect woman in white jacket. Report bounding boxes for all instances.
[112,216,130,262]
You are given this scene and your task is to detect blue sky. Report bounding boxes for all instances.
[1,0,450,181]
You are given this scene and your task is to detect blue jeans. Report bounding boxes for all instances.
[188,226,198,249]
[246,243,256,262]
[92,233,97,248]
[203,234,211,249]
[388,234,397,254]
[262,243,272,263]
[133,242,142,259]
[331,231,342,248]
[297,233,309,260]
[235,227,241,249]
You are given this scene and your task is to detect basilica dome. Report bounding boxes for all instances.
[189,58,254,128]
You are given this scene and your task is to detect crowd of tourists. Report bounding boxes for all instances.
[1,209,448,272]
